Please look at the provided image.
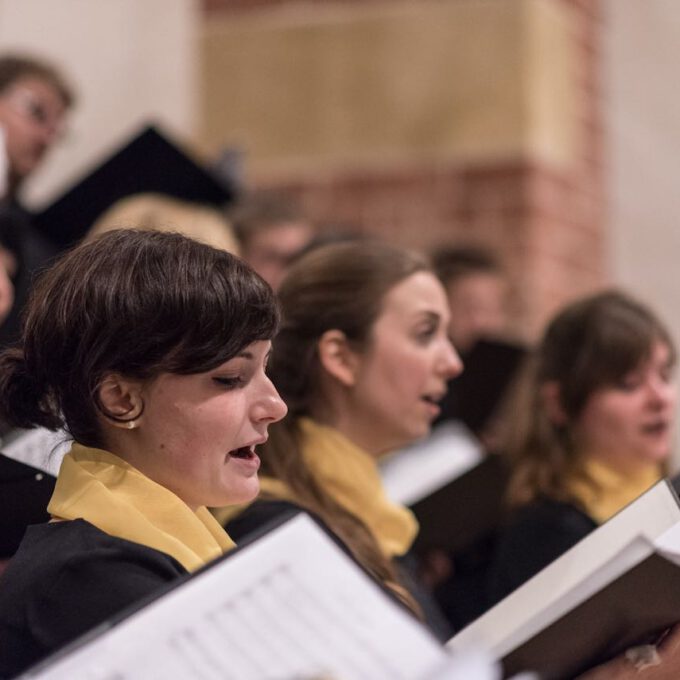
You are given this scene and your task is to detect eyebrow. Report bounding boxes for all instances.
[415,311,441,322]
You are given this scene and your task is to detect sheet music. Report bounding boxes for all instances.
[1,428,69,476]
[380,421,483,506]
[26,515,458,680]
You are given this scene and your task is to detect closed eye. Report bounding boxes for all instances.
[213,376,245,389]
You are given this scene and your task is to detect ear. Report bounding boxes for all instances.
[317,329,361,388]
[540,381,568,427]
[97,373,145,428]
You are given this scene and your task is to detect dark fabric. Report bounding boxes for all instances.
[0,453,56,558]
[486,498,597,607]
[226,499,452,641]
[0,519,186,678]
[0,203,59,348]
[435,338,527,435]
[393,552,453,641]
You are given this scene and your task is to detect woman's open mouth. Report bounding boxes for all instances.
[229,446,256,460]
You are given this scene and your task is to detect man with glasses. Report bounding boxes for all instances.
[0,54,73,201]
[0,54,75,344]
[0,55,75,572]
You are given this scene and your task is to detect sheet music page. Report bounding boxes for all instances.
[26,514,455,680]
[380,422,483,506]
[1,428,69,476]
[654,521,680,563]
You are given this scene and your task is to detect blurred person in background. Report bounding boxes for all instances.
[0,53,75,344]
[432,245,509,355]
[215,241,462,640]
[87,192,241,254]
[227,190,314,291]
[488,290,677,605]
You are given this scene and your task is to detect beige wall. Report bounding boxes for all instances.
[200,0,578,180]
[0,0,199,207]
[604,0,680,348]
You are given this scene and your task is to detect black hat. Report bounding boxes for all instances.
[32,123,234,249]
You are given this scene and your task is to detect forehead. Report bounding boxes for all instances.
[379,271,450,321]
[4,75,67,110]
[447,271,505,296]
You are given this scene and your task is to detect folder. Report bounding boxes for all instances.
[32,124,233,249]
[380,422,509,555]
[448,480,680,679]
[437,338,527,435]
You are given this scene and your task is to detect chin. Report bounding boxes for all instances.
[224,481,261,506]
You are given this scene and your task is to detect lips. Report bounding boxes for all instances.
[420,394,443,418]
[641,421,670,436]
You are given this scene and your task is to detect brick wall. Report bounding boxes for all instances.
[201,0,606,340]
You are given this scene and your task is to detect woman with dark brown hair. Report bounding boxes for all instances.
[487,290,677,604]
[215,241,463,638]
[0,229,287,676]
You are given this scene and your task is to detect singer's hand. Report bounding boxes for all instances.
[578,625,680,679]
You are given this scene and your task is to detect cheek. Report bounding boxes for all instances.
[578,401,634,444]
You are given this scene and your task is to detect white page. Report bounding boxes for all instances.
[1,428,69,477]
[653,520,680,563]
[379,421,483,506]
[26,514,458,680]
[448,480,680,658]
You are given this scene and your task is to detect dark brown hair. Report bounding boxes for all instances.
[431,244,502,287]
[0,53,75,108]
[260,241,430,616]
[504,290,676,507]
[0,229,278,447]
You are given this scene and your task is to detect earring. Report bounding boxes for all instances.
[126,420,137,430]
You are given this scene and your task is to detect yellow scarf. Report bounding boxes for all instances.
[567,458,662,524]
[49,444,235,572]
[215,418,418,557]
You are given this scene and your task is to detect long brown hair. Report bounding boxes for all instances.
[260,241,429,615]
[503,290,676,508]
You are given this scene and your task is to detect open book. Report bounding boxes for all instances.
[448,479,680,679]
[22,513,500,680]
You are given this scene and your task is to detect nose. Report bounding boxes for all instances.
[647,375,676,410]
[439,338,464,381]
[252,377,288,424]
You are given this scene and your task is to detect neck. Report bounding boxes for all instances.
[582,450,662,478]
[309,409,394,458]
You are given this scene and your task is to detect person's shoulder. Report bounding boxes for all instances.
[0,520,186,677]
[487,498,597,604]
[509,497,597,535]
[4,519,186,592]
[226,498,305,543]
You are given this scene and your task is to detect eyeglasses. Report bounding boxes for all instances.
[2,86,68,139]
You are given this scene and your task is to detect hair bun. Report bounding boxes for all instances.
[0,348,62,431]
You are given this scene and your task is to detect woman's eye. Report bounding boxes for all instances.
[213,376,245,389]
[617,375,641,391]
[415,326,437,344]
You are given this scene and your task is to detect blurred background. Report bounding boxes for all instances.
[0,0,676,345]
